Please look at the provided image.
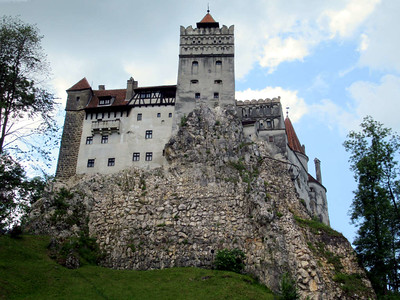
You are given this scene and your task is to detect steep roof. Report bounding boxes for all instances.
[285,117,305,154]
[67,78,91,91]
[197,12,219,28]
[86,89,128,108]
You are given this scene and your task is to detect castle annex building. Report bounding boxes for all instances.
[56,12,329,224]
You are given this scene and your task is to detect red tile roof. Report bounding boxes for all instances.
[308,173,326,190]
[199,13,217,23]
[86,89,128,108]
[285,117,305,154]
[67,78,91,91]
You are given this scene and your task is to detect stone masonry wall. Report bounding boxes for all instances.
[30,105,375,299]
[55,110,85,178]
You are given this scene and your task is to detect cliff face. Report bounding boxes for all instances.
[28,105,375,299]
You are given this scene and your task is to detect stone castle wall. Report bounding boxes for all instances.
[55,110,85,178]
[30,106,374,299]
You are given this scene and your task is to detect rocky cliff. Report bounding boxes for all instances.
[28,105,375,299]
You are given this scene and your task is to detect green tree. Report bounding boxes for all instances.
[0,154,46,231]
[0,16,57,163]
[344,116,400,295]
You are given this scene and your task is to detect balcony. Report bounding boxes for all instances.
[91,119,120,135]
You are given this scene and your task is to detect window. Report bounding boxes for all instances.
[87,159,95,168]
[101,135,109,144]
[76,96,80,102]
[133,152,140,161]
[157,113,161,118]
[266,120,272,128]
[214,80,222,84]
[86,136,93,144]
[145,152,153,161]
[214,93,219,99]
[195,93,200,99]
[191,80,199,84]
[99,97,111,105]
[145,130,153,139]
[216,60,222,66]
[192,61,198,66]
[137,113,142,121]
[269,136,274,142]
[169,113,172,118]
[108,158,115,166]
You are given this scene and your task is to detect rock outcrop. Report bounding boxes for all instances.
[28,105,375,299]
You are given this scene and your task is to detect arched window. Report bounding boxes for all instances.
[216,60,222,66]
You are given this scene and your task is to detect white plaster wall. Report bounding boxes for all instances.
[76,105,175,175]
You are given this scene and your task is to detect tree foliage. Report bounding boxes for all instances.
[0,154,46,231]
[344,116,400,295]
[0,15,58,166]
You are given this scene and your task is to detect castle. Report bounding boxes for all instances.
[56,11,329,225]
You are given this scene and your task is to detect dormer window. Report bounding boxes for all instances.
[99,96,112,105]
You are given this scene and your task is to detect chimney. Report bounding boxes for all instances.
[314,158,322,184]
[126,77,138,100]
[98,85,105,90]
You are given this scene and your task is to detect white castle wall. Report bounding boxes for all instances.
[76,105,175,174]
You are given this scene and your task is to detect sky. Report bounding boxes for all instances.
[2,0,400,244]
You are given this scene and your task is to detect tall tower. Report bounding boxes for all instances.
[174,11,235,131]
[55,78,92,178]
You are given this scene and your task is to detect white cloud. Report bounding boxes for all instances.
[236,86,308,123]
[358,0,400,72]
[310,99,359,134]
[320,0,380,38]
[348,74,400,131]
[358,33,369,52]
[259,37,310,73]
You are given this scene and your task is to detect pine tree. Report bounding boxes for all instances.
[344,116,400,295]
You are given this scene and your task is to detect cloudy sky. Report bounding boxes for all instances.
[2,0,400,243]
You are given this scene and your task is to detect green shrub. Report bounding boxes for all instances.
[214,248,245,273]
[279,272,300,300]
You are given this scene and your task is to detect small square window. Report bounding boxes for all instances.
[137,113,142,121]
[87,159,95,168]
[169,113,172,118]
[108,158,115,166]
[101,135,108,144]
[86,136,93,144]
[145,152,153,161]
[195,93,200,99]
[269,136,274,142]
[214,93,219,99]
[214,80,222,84]
[157,113,161,118]
[145,130,153,139]
[133,152,140,161]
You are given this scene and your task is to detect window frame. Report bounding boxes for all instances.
[86,136,93,145]
[133,152,140,161]
[145,130,153,139]
[137,113,142,121]
[101,135,109,144]
[87,159,95,168]
[145,152,153,161]
[107,158,115,167]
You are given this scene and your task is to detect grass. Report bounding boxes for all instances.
[293,215,342,237]
[0,235,275,299]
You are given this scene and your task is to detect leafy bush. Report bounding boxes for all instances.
[214,248,245,273]
[279,272,300,300]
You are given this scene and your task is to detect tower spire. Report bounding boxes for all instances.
[207,3,210,13]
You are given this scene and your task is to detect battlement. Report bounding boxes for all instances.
[236,97,281,106]
[180,25,234,36]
